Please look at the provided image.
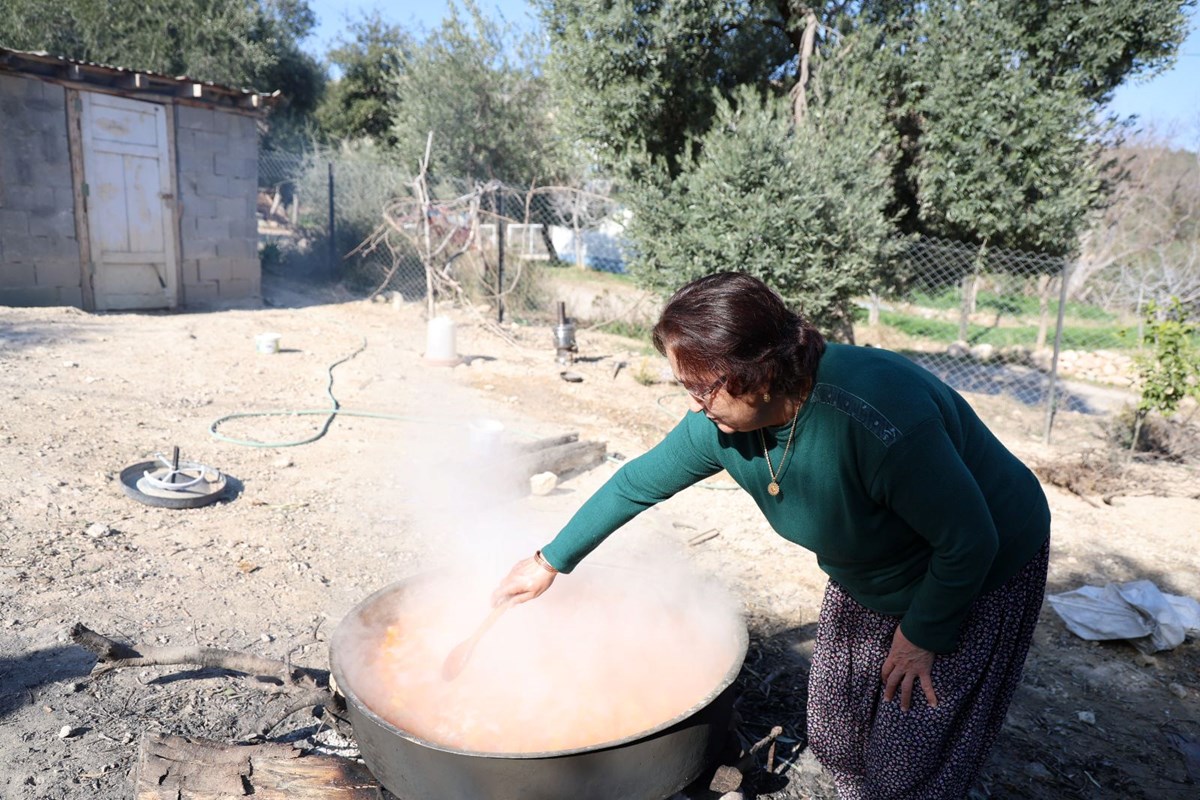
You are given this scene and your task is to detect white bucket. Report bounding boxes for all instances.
[425,316,458,364]
[255,332,282,354]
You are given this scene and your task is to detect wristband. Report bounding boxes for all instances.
[533,549,559,574]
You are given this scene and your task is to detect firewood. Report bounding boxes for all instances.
[133,733,382,799]
[69,623,325,687]
[512,439,606,479]
[512,432,579,451]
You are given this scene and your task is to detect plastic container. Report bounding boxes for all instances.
[425,316,458,365]
[255,332,282,354]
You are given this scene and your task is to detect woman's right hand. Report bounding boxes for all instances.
[491,553,557,606]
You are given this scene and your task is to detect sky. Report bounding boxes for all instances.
[301,1,1200,147]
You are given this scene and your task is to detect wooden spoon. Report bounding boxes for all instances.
[441,602,509,681]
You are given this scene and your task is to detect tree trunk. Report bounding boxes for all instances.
[1036,273,1052,350]
[790,11,819,124]
[959,240,987,342]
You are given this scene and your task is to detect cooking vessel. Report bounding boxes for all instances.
[329,571,748,800]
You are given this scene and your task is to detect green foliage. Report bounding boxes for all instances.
[901,0,1105,255]
[1004,0,1195,102]
[389,0,564,184]
[316,12,412,146]
[537,0,1193,255]
[535,0,794,177]
[1135,297,1200,417]
[0,0,326,148]
[625,74,899,339]
[290,145,413,259]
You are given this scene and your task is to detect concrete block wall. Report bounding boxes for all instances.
[175,105,261,307]
[0,74,83,307]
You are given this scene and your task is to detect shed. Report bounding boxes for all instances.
[0,48,277,310]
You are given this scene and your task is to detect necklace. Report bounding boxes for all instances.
[758,399,802,497]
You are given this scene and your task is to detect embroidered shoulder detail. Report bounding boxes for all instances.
[810,384,901,445]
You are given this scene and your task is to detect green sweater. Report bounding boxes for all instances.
[541,343,1050,654]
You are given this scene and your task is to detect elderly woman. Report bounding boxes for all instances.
[494,272,1050,799]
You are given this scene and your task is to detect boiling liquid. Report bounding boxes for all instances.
[345,571,741,753]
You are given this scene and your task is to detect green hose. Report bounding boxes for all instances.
[210,340,740,494]
[208,337,423,448]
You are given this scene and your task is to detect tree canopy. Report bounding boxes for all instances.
[627,74,899,339]
[316,12,412,147]
[0,0,325,146]
[537,0,1194,253]
[388,0,565,184]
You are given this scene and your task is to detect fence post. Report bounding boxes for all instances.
[327,161,337,280]
[1042,259,1073,444]
[496,188,505,324]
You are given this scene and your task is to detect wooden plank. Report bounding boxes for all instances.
[64,89,95,311]
[513,440,607,479]
[134,732,383,799]
[163,104,183,307]
[512,432,579,452]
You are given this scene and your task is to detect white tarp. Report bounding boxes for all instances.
[1046,579,1200,653]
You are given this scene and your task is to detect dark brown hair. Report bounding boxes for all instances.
[652,272,826,399]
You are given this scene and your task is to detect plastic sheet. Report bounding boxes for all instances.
[1046,579,1200,653]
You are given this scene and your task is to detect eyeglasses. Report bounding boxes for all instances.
[679,374,727,403]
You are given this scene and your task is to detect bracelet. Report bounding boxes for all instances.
[533,549,559,574]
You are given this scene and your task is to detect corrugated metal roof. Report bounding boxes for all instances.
[0,47,280,112]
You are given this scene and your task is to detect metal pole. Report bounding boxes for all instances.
[327,161,337,280]
[496,188,505,324]
[1042,259,1072,444]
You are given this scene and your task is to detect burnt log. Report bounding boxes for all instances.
[133,733,382,799]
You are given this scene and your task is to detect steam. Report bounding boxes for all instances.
[335,556,745,753]
[337,372,745,752]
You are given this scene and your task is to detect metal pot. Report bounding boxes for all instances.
[330,573,748,800]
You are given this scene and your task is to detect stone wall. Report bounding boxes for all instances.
[174,105,261,306]
[0,74,82,307]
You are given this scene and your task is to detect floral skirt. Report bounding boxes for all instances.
[807,539,1049,800]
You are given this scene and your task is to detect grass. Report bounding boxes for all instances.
[593,319,654,341]
[540,262,639,287]
[878,311,1133,350]
[909,288,1119,322]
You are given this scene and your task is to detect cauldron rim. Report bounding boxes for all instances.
[329,567,749,760]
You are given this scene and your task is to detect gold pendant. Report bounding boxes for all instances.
[767,481,780,496]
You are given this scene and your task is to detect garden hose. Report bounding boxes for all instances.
[208,337,425,448]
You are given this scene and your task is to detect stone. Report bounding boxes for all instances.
[529,472,558,496]
[1077,710,1096,725]
[969,343,996,362]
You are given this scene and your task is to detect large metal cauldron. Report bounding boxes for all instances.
[330,573,748,800]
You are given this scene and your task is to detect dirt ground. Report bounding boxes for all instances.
[1,273,1198,800]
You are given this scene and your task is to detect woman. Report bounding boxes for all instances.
[494,272,1050,799]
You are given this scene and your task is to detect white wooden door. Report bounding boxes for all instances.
[80,93,178,310]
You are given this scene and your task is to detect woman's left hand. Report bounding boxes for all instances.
[881,626,938,711]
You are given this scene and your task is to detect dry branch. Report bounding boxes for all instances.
[70,623,326,689]
[70,623,325,687]
[70,623,351,740]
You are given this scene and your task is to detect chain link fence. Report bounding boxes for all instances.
[867,237,1142,436]
[256,148,627,310]
[257,149,1151,439]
